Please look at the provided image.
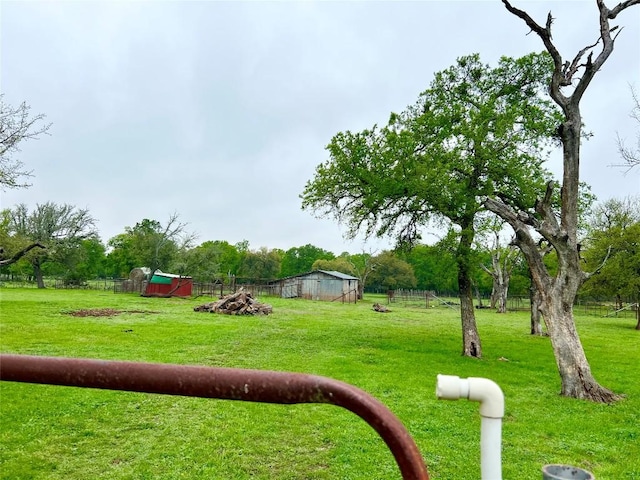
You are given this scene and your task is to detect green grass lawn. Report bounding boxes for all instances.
[1,288,638,479]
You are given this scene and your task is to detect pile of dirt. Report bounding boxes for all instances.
[194,289,272,315]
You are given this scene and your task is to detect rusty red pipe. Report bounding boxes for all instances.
[0,354,429,480]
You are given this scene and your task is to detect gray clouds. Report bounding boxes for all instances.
[2,1,638,253]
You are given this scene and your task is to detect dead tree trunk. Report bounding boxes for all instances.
[480,232,516,314]
[486,191,619,402]
[485,0,638,402]
[481,251,513,314]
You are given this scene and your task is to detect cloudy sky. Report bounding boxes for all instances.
[2,1,638,254]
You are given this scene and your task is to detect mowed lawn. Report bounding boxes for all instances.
[0,288,638,480]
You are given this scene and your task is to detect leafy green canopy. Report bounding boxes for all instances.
[582,197,640,301]
[301,52,562,242]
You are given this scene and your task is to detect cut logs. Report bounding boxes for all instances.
[372,303,391,313]
[194,289,273,315]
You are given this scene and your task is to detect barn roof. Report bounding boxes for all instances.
[275,270,357,280]
[153,272,192,279]
[317,270,359,280]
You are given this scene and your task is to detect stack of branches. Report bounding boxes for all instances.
[194,289,273,315]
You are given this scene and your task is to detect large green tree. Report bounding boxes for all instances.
[72,238,107,282]
[400,240,458,294]
[106,214,194,279]
[238,247,282,282]
[302,52,560,358]
[280,244,335,278]
[312,256,355,275]
[4,202,96,288]
[582,196,640,328]
[367,251,416,291]
[180,240,242,283]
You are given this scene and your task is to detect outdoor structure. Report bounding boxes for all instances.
[143,271,193,298]
[276,270,359,303]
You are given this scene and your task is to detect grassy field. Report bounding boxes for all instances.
[1,288,638,480]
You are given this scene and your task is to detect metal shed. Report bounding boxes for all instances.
[278,270,359,303]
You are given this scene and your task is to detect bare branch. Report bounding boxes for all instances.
[564,38,601,84]
[614,85,640,173]
[0,95,52,190]
[608,0,640,18]
[504,0,638,109]
[502,1,573,109]
[583,245,613,280]
[0,242,45,266]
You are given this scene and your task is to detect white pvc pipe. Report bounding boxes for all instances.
[436,375,504,480]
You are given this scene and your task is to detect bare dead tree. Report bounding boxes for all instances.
[614,85,640,173]
[479,231,519,314]
[0,95,51,190]
[485,0,639,402]
[147,212,197,280]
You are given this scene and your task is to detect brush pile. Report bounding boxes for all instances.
[194,289,273,315]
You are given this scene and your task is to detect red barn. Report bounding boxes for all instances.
[144,272,193,298]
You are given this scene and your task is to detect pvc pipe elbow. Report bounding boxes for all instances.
[468,377,504,419]
[436,374,504,419]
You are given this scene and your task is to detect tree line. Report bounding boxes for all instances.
[1,198,637,307]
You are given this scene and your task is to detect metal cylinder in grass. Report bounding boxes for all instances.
[542,465,595,480]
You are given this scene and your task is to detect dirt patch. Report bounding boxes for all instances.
[66,308,158,317]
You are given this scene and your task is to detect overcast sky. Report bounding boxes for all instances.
[1,1,638,255]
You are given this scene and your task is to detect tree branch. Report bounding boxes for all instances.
[501,0,569,107]
[583,244,613,280]
[0,242,45,266]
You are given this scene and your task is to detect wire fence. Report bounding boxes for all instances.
[387,289,638,319]
[1,275,637,318]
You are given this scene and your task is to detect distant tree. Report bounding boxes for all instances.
[280,244,335,278]
[400,238,458,293]
[615,86,640,172]
[484,0,638,402]
[582,196,640,328]
[477,221,519,313]
[62,237,107,284]
[238,247,282,282]
[302,52,560,358]
[367,251,416,291]
[107,214,194,281]
[0,95,51,190]
[181,241,225,283]
[105,233,136,278]
[312,256,355,275]
[213,240,243,277]
[347,251,379,298]
[5,202,96,288]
